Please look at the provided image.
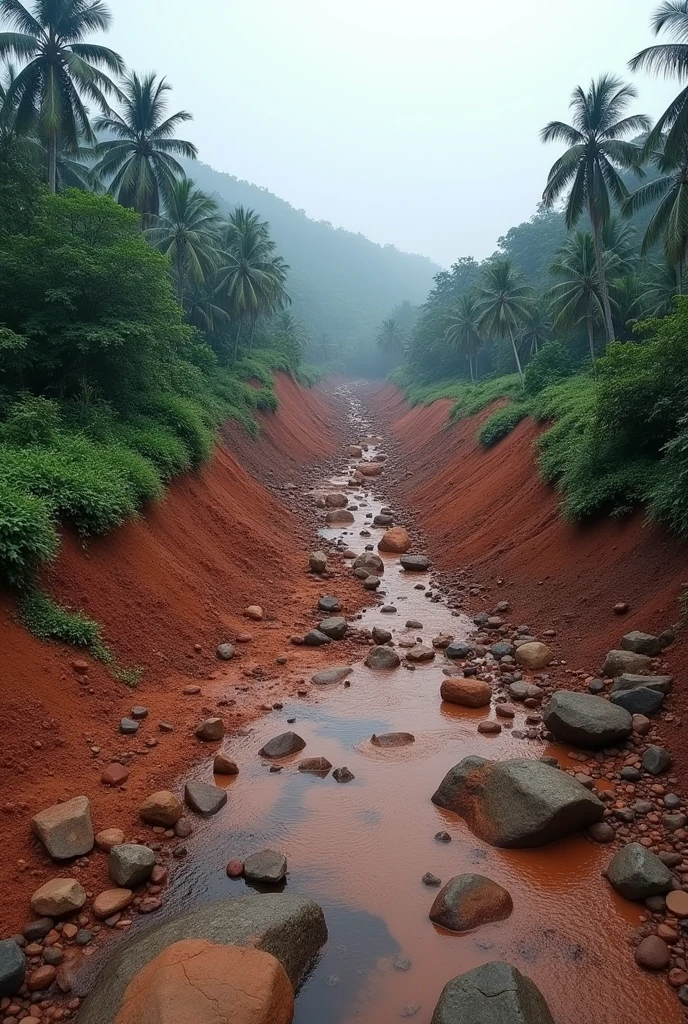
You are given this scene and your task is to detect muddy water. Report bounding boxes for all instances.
[139,390,680,1023]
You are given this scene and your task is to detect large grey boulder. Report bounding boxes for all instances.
[353,552,384,575]
[610,673,672,695]
[430,962,555,1024]
[259,732,306,759]
[184,781,227,816]
[610,687,665,715]
[621,631,663,656]
[606,843,673,900]
[602,649,652,677]
[244,849,288,884]
[365,646,401,669]
[543,691,632,749]
[429,874,513,933]
[0,939,25,997]
[109,844,156,888]
[432,756,603,848]
[318,616,348,640]
[31,796,93,860]
[77,894,328,1023]
[400,554,431,572]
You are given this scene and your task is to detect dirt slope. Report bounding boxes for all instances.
[0,375,359,936]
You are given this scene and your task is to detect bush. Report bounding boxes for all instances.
[523,342,574,397]
[479,404,528,447]
[116,421,192,480]
[648,418,688,534]
[152,395,214,464]
[1,395,62,446]
[17,589,111,660]
[0,481,58,586]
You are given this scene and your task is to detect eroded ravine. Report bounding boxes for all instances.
[87,384,681,1024]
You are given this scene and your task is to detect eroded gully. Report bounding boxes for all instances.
[102,384,682,1024]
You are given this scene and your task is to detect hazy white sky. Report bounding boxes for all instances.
[104,0,678,266]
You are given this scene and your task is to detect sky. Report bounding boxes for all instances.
[103,0,679,267]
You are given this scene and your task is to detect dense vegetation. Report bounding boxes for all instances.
[386,2,688,538]
[0,0,324,659]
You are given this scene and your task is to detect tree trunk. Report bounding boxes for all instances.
[586,309,597,375]
[233,313,243,362]
[507,324,524,379]
[591,214,614,343]
[248,316,257,355]
[48,132,57,193]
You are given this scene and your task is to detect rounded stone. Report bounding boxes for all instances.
[514,642,553,670]
[440,678,492,708]
[635,936,670,970]
[92,889,134,920]
[139,791,183,828]
[666,890,688,917]
[429,874,513,932]
[30,879,87,917]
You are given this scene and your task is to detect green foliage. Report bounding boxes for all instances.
[523,342,574,397]
[17,590,111,661]
[0,480,57,586]
[479,405,528,447]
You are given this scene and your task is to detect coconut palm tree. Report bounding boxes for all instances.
[519,298,552,359]
[547,232,607,369]
[629,2,688,165]
[637,257,684,315]
[0,0,123,191]
[622,142,688,290]
[92,71,197,217]
[144,177,222,306]
[477,259,532,378]
[215,206,290,360]
[444,294,483,381]
[601,216,639,276]
[376,318,405,359]
[541,74,650,343]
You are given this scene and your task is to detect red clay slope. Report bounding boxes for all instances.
[371,382,688,667]
[0,375,359,935]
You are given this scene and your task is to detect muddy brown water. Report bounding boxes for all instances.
[86,388,681,1024]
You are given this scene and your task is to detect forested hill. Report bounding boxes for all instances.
[183,159,440,346]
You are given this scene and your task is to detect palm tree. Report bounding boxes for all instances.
[92,71,197,217]
[622,142,688,290]
[376,319,405,359]
[629,2,688,166]
[547,232,606,368]
[144,177,221,306]
[541,74,650,343]
[601,216,639,276]
[638,257,684,315]
[477,259,532,378]
[445,294,483,381]
[519,298,552,359]
[215,207,290,360]
[0,0,123,192]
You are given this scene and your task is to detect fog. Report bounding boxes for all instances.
[105,0,677,266]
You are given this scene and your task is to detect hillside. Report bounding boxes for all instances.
[183,159,440,347]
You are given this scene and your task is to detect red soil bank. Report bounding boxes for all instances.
[0,376,357,936]
[370,381,688,765]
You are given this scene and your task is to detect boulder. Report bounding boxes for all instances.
[406,645,435,663]
[364,575,381,590]
[78,895,326,1024]
[606,843,673,900]
[347,445,363,458]
[30,878,86,917]
[195,718,224,742]
[610,673,672,695]
[432,755,603,848]
[440,679,492,708]
[430,962,555,1024]
[602,649,652,677]
[213,753,239,776]
[93,889,134,919]
[609,688,665,715]
[514,642,552,671]
[356,462,383,476]
[333,767,355,783]
[184,782,227,816]
[429,875,513,933]
[378,527,411,554]
[446,641,473,660]
[259,732,306,759]
[365,646,401,669]
[31,796,93,860]
[621,631,663,657]
[244,850,288,884]
[298,757,332,773]
[635,935,670,970]
[111,939,294,1024]
[372,626,392,645]
[508,681,543,702]
[399,554,431,572]
[542,691,632,749]
[373,514,394,526]
[324,492,348,508]
[0,938,25,997]
[490,642,516,659]
[325,509,354,524]
[317,595,339,613]
[139,791,183,828]
[317,616,348,640]
[371,732,415,747]
[642,745,672,775]
[353,552,384,575]
[303,630,331,646]
[311,666,352,686]
[109,845,156,888]
[216,643,235,661]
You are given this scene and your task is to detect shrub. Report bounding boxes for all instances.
[479,404,528,447]
[152,395,214,464]
[17,590,111,660]
[523,342,574,397]
[0,481,58,586]
[648,418,688,535]
[116,421,192,480]
[2,395,62,446]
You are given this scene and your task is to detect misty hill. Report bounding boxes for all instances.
[184,159,440,346]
